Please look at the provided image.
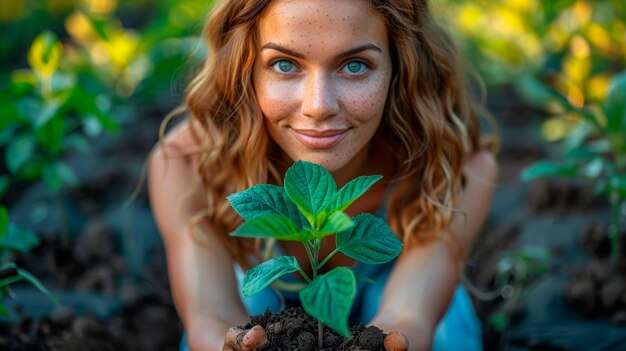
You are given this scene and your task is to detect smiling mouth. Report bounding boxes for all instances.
[292,129,348,149]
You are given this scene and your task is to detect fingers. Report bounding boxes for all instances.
[243,325,269,350]
[223,325,268,351]
[384,331,409,351]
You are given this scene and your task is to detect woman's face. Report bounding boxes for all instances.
[253,0,393,177]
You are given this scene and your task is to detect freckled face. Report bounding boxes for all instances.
[253,0,392,176]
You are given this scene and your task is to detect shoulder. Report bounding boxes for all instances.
[461,149,498,197]
[148,119,207,224]
[465,149,498,181]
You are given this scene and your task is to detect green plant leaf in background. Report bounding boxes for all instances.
[230,213,312,241]
[336,213,402,264]
[242,256,302,298]
[16,267,59,307]
[0,177,8,200]
[284,161,337,227]
[520,161,580,181]
[227,184,308,229]
[0,207,8,238]
[327,175,382,213]
[28,30,62,77]
[5,135,35,174]
[300,267,356,338]
[0,225,39,253]
[603,70,626,134]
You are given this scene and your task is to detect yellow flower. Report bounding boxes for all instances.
[28,31,63,77]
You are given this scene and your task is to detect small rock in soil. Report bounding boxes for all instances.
[71,316,108,339]
[580,223,610,256]
[600,276,626,310]
[356,326,384,349]
[564,276,597,315]
[585,259,611,284]
[297,332,316,351]
[49,306,74,326]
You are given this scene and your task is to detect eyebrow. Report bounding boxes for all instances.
[260,42,382,59]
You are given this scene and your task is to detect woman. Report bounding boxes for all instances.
[148,0,498,349]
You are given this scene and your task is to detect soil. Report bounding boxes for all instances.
[244,308,386,351]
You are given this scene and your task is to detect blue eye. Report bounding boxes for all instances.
[273,60,295,73]
[344,61,366,74]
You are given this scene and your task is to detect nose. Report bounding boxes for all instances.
[301,72,339,120]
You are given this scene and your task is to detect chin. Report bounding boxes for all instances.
[289,153,351,174]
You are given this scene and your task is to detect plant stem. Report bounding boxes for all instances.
[318,320,323,349]
[317,247,340,271]
[296,268,312,284]
[309,238,324,349]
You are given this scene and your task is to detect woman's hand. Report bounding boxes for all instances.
[221,324,407,351]
[384,331,409,350]
[222,325,268,351]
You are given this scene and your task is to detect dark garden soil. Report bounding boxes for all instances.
[2,88,626,351]
[243,308,386,351]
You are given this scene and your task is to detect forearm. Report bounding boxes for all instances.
[371,241,459,351]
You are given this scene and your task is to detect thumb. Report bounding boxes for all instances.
[242,325,269,350]
[384,331,409,351]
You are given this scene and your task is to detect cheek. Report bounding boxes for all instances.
[255,79,297,123]
[343,79,390,124]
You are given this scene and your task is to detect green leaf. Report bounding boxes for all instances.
[83,115,103,138]
[5,135,35,174]
[34,99,62,128]
[336,213,402,264]
[0,207,8,239]
[16,268,59,306]
[43,163,62,192]
[327,175,382,213]
[582,158,604,179]
[520,161,579,182]
[0,304,9,319]
[230,213,313,241]
[0,224,40,253]
[37,116,66,153]
[300,267,356,338]
[242,256,301,298]
[227,184,307,229]
[488,312,509,333]
[354,272,376,285]
[57,163,78,187]
[603,70,626,134]
[0,265,21,289]
[608,176,626,198]
[0,176,9,200]
[319,211,354,237]
[517,75,601,130]
[284,161,336,226]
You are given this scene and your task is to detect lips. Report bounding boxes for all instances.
[292,129,348,149]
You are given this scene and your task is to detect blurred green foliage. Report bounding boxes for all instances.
[1,0,212,198]
[0,0,213,318]
[0,205,57,319]
[434,0,625,262]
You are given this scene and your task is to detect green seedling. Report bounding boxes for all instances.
[227,160,402,347]
[0,206,58,319]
